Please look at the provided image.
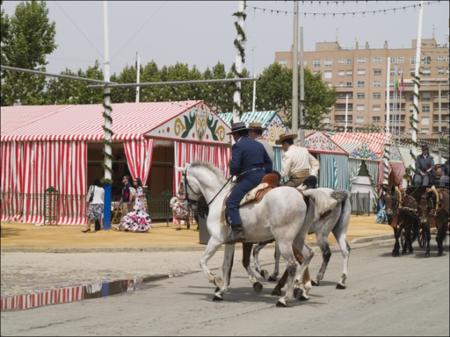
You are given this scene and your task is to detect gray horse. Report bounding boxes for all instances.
[179,162,337,307]
[252,188,352,292]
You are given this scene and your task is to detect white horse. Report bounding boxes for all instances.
[179,162,335,307]
[252,188,352,293]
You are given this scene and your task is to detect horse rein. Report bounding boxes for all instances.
[181,169,232,211]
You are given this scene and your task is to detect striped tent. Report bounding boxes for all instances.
[1,101,231,225]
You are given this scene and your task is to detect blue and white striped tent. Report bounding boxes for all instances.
[219,111,288,172]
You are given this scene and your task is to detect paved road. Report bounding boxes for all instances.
[1,244,449,336]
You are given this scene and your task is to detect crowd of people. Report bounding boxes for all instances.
[83,175,152,233]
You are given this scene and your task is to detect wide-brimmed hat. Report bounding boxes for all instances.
[248,122,266,131]
[275,133,298,145]
[226,121,249,135]
[421,144,429,150]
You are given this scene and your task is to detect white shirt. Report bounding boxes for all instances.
[86,186,105,205]
[281,145,320,179]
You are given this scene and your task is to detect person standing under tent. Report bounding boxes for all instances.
[83,179,105,233]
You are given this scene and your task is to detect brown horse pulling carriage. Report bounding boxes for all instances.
[379,170,449,257]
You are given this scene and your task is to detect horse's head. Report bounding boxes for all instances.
[379,184,401,224]
[176,165,203,213]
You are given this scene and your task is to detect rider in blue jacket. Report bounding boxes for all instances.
[226,121,273,243]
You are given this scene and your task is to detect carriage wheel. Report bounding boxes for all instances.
[418,227,426,248]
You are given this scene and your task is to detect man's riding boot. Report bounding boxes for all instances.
[226,225,245,244]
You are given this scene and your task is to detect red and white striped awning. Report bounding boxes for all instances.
[330,132,392,158]
[1,101,201,142]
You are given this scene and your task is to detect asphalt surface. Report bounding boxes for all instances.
[1,242,449,336]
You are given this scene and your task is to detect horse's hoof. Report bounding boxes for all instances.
[259,269,269,280]
[268,275,278,282]
[392,251,400,257]
[336,283,346,290]
[214,287,220,293]
[271,288,282,296]
[298,294,309,301]
[293,288,302,299]
[253,282,263,293]
[311,280,320,286]
[276,299,288,307]
[213,294,223,301]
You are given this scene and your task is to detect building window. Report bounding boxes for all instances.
[391,56,405,64]
[356,116,365,124]
[420,128,429,133]
[373,92,382,99]
[438,68,447,74]
[356,81,365,88]
[278,59,287,66]
[373,56,383,64]
[323,71,332,79]
[410,56,416,65]
[437,55,449,63]
[373,81,382,88]
[372,116,381,123]
[422,93,431,101]
[356,93,365,99]
[422,69,431,76]
[356,104,365,111]
[346,81,353,87]
[422,104,430,113]
[373,69,382,76]
[345,70,353,76]
[324,59,333,67]
[373,105,381,112]
[313,59,321,67]
[421,56,431,65]
[338,58,352,65]
[338,70,346,76]
[357,57,367,64]
[357,69,366,76]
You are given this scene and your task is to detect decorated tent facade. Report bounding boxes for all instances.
[304,131,349,190]
[1,101,231,225]
[219,111,288,171]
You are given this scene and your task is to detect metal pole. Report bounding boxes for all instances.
[291,0,299,134]
[438,82,442,163]
[411,0,424,160]
[87,77,257,89]
[103,0,112,230]
[398,73,403,144]
[251,47,256,113]
[344,94,349,133]
[232,0,246,123]
[386,57,391,134]
[136,52,140,103]
[299,26,305,146]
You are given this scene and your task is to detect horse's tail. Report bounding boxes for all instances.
[331,191,351,239]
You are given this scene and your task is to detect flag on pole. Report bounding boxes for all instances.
[400,72,404,92]
[394,67,399,93]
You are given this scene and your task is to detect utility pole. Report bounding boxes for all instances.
[344,94,349,133]
[386,57,391,134]
[102,0,113,230]
[299,26,305,146]
[438,82,442,163]
[251,46,256,113]
[291,0,299,134]
[136,52,140,103]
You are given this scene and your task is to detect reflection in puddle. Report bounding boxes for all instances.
[1,275,168,312]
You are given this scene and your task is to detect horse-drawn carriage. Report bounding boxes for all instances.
[379,169,449,257]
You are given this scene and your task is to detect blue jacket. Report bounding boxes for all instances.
[229,136,273,178]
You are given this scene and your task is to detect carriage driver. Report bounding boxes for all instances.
[413,144,435,186]
[276,133,320,188]
[226,121,273,243]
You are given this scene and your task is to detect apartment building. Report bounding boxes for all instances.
[275,38,449,141]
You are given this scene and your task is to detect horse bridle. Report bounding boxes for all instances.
[181,168,232,211]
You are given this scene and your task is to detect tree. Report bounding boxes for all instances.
[1,1,57,105]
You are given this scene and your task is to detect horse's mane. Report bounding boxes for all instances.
[190,161,226,183]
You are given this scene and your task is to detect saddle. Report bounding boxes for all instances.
[239,172,281,206]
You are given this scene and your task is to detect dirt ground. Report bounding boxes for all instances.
[0,216,392,251]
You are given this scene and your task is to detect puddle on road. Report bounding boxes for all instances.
[1,274,168,312]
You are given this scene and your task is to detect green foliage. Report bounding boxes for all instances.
[1,1,56,105]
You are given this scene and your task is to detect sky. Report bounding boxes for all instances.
[2,1,449,76]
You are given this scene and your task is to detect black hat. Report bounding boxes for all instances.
[421,144,429,150]
[226,121,249,135]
